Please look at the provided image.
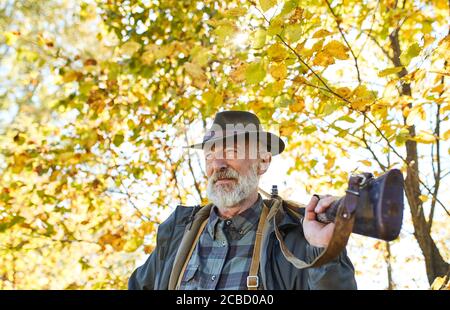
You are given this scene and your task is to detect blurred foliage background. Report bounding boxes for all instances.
[0,0,449,289]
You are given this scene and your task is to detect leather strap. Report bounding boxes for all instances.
[262,175,361,269]
[247,205,269,290]
[175,219,208,290]
[168,204,212,290]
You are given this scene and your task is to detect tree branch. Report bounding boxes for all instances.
[356,0,380,59]
[324,0,361,83]
[362,114,387,171]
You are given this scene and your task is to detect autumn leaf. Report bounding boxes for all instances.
[251,29,267,49]
[378,66,404,77]
[406,105,426,126]
[245,61,266,84]
[323,40,350,60]
[113,133,124,147]
[401,42,421,66]
[312,29,333,38]
[230,63,248,83]
[280,120,297,136]
[442,129,450,140]
[267,43,288,62]
[419,195,429,202]
[313,51,334,67]
[413,130,436,144]
[269,62,287,80]
[259,0,277,12]
[289,97,305,113]
[118,40,141,57]
[184,62,207,87]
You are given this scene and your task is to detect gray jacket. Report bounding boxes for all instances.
[128,203,357,290]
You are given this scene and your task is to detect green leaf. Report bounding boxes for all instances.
[378,66,403,77]
[0,215,26,232]
[281,0,299,16]
[213,22,237,45]
[267,43,288,62]
[302,125,317,134]
[245,61,266,85]
[259,0,277,12]
[251,29,267,49]
[401,43,421,66]
[113,133,124,147]
[337,115,356,123]
[285,24,302,43]
[119,40,141,57]
[274,94,293,107]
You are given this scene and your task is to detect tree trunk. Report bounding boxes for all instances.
[389,29,450,285]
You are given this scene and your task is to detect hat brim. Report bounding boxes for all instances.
[188,131,285,156]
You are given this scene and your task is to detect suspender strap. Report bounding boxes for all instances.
[247,205,269,290]
[168,204,212,290]
[175,219,208,290]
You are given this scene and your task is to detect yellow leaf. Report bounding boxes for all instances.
[359,160,372,167]
[140,222,154,235]
[292,75,307,84]
[371,102,388,119]
[350,85,375,111]
[313,51,334,67]
[310,39,324,53]
[430,83,444,94]
[259,0,277,12]
[378,66,404,77]
[224,7,247,17]
[119,40,141,57]
[184,62,207,86]
[336,87,352,99]
[325,156,336,170]
[202,89,223,107]
[251,29,267,49]
[443,129,450,140]
[414,131,436,144]
[4,31,19,46]
[442,103,450,113]
[269,62,287,80]
[312,29,333,38]
[431,275,449,290]
[267,43,288,62]
[62,71,82,83]
[230,63,248,83]
[419,195,428,202]
[289,97,305,113]
[323,40,349,60]
[280,121,297,136]
[406,105,426,126]
[191,45,210,67]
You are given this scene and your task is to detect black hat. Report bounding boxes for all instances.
[188,111,285,155]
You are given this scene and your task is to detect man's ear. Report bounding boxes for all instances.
[258,152,272,175]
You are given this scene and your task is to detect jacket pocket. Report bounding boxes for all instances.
[183,264,199,281]
[180,264,200,286]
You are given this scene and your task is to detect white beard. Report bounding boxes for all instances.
[206,163,259,209]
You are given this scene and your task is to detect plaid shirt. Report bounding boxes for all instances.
[178,195,263,290]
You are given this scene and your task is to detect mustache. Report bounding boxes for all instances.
[210,168,240,183]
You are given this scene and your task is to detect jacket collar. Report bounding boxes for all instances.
[207,195,263,240]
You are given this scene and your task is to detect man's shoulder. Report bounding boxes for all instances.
[158,204,207,230]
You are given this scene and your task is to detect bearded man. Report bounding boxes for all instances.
[128,111,357,290]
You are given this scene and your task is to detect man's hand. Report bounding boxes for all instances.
[303,195,339,248]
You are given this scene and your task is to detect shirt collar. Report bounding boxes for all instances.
[207,194,263,240]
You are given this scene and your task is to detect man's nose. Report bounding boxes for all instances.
[211,158,228,172]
